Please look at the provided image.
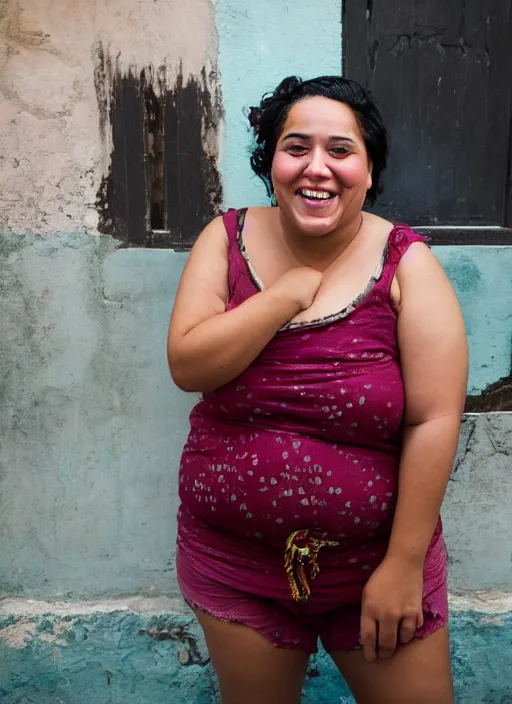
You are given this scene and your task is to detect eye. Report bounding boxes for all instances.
[287,145,308,155]
[330,146,350,157]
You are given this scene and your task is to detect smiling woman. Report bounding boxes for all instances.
[271,97,372,245]
[167,76,468,704]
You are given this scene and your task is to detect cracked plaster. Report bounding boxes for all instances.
[444,413,512,590]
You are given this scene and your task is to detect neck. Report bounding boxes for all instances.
[277,210,364,271]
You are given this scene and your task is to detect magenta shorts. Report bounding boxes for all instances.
[176,513,449,655]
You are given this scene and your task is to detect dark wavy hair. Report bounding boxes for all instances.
[248,76,388,204]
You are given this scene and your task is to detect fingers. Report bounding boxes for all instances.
[399,614,418,645]
[360,614,378,663]
[376,617,398,659]
[361,608,424,662]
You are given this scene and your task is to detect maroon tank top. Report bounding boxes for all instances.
[178,208,430,552]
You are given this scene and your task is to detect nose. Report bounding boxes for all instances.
[303,147,331,179]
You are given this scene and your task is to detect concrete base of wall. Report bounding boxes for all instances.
[1,596,511,703]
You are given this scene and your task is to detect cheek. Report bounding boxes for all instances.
[271,153,301,186]
[335,158,371,189]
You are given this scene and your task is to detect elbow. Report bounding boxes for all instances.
[171,374,217,394]
[167,338,223,393]
[168,355,215,394]
[170,372,198,393]
[167,339,195,392]
[168,356,198,393]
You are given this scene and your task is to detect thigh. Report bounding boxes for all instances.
[194,609,310,704]
[330,626,454,704]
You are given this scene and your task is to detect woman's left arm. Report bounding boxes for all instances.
[360,242,469,663]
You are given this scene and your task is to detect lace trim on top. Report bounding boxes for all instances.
[235,207,392,332]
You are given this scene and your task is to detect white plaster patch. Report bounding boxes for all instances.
[0,596,190,618]
[449,591,512,615]
[0,616,75,649]
[0,618,39,649]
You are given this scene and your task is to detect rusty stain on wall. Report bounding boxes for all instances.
[94,43,224,249]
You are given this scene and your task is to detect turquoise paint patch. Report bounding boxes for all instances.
[0,612,217,704]
[1,610,511,703]
[442,255,482,293]
[0,231,194,598]
[433,246,512,394]
[215,0,342,208]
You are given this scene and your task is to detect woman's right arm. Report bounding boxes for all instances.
[167,216,321,393]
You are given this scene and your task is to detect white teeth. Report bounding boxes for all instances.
[299,188,333,200]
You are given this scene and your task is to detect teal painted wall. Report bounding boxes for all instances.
[436,247,512,394]
[215,0,342,208]
[1,234,511,598]
[1,608,511,703]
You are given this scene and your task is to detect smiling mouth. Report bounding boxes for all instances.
[296,188,337,201]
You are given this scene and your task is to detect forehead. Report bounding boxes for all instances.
[281,96,363,139]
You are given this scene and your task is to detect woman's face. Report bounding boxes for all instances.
[271,96,373,237]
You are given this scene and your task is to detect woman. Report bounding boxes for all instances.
[168,75,468,704]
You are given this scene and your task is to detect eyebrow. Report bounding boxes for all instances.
[282,132,356,144]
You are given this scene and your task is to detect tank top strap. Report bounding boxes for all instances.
[377,224,429,292]
[222,207,241,249]
[222,207,258,308]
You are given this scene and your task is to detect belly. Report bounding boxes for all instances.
[179,426,398,549]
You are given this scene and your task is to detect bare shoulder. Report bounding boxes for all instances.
[363,211,394,236]
[396,237,444,283]
[362,211,396,255]
[169,214,231,337]
[174,213,230,300]
[181,214,228,266]
[389,224,445,309]
[395,238,459,319]
[195,213,227,245]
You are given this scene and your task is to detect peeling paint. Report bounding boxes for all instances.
[0,0,220,235]
[0,618,39,649]
[465,372,512,412]
[94,47,224,248]
[0,610,218,704]
[0,617,71,649]
[0,606,511,702]
[139,619,210,666]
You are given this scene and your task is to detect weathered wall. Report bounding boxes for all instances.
[1,596,512,702]
[0,0,346,599]
[1,236,511,598]
[0,0,511,599]
[0,0,219,236]
[1,1,512,701]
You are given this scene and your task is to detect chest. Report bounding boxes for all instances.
[206,315,404,448]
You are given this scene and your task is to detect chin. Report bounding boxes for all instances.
[292,210,343,238]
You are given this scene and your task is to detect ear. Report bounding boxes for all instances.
[366,161,373,191]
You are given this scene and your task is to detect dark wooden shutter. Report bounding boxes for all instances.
[343,0,512,244]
